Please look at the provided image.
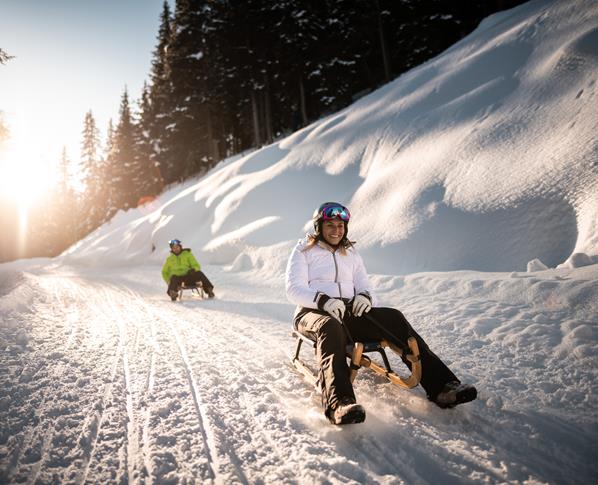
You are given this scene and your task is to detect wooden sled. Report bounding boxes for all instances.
[177,281,206,300]
[291,329,422,390]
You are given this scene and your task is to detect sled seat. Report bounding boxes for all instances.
[178,281,205,300]
[291,330,421,390]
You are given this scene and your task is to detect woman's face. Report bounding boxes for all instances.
[322,219,345,246]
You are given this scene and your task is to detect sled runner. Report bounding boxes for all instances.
[177,281,206,300]
[291,328,422,390]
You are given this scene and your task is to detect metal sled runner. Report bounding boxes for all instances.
[177,281,206,300]
[291,329,422,390]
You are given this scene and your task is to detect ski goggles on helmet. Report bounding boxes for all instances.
[321,204,350,222]
[168,239,182,247]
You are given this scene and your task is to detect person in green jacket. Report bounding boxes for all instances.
[162,239,215,300]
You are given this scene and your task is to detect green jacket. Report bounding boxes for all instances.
[162,249,201,283]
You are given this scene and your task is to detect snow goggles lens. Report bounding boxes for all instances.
[322,205,350,221]
[169,239,181,246]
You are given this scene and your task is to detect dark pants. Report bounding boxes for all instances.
[294,307,458,416]
[167,270,214,294]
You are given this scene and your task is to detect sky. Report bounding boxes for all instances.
[0,0,171,201]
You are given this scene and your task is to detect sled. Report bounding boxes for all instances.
[177,281,206,300]
[291,329,421,390]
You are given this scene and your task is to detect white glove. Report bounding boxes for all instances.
[323,298,346,322]
[353,294,372,317]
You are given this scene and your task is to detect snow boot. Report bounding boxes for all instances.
[434,381,477,408]
[206,288,215,299]
[329,398,366,425]
[168,289,178,301]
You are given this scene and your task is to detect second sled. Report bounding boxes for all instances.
[177,281,206,300]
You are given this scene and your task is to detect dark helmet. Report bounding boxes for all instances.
[168,238,182,248]
[312,202,351,238]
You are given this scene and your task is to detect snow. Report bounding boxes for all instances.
[1,0,597,483]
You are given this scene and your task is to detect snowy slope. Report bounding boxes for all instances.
[1,1,598,484]
[61,0,598,275]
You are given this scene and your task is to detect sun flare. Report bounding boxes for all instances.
[0,145,57,209]
[0,114,60,209]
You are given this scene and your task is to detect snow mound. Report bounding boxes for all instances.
[62,0,598,276]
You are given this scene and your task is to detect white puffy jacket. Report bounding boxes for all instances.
[285,236,377,310]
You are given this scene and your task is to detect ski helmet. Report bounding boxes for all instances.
[312,202,351,239]
[168,238,182,248]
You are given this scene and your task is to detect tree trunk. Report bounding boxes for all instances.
[376,0,390,83]
[264,74,273,143]
[299,77,308,125]
[251,90,261,147]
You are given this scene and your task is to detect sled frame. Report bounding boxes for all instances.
[177,281,206,300]
[291,330,421,390]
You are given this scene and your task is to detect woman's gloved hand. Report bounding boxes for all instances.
[352,293,372,317]
[323,298,346,322]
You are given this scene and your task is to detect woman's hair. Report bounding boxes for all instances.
[304,231,355,255]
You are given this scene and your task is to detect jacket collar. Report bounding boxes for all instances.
[317,240,340,253]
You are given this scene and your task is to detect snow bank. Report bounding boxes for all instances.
[61,0,598,276]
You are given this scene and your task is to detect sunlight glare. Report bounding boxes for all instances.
[0,115,58,209]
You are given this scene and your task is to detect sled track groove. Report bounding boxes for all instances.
[164,317,222,483]
[108,293,142,484]
[77,287,126,485]
[152,302,303,482]
[140,307,158,485]
[7,277,98,484]
[142,302,250,485]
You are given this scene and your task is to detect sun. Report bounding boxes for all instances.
[0,143,57,209]
[0,112,60,210]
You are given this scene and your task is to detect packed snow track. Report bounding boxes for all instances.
[1,264,596,484]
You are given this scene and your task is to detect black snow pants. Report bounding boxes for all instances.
[294,306,459,417]
[167,270,214,295]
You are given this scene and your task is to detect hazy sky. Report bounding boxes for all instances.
[0,0,172,193]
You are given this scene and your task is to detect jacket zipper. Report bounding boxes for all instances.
[332,251,342,298]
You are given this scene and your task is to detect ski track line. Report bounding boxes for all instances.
[8,276,90,485]
[139,305,158,485]
[77,287,126,485]
[115,292,159,485]
[4,275,86,484]
[169,316,289,483]
[117,283,232,484]
[146,303,243,485]
[105,291,141,485]
[115,285,226,483]
[146,292,309,482]
[119,284,209,484]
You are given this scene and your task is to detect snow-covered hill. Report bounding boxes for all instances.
[1,1,597,483]
[62,0,598,276]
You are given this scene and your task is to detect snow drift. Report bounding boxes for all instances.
[62,0,598,276]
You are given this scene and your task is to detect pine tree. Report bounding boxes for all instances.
[80,110,103,236]
[111,87,138,209]
[103,119,118,221]
[55,147,78,249]
[0,48,13,65]
[148,0,174,186]
[165,0,216,182]
[135,83,163,199]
